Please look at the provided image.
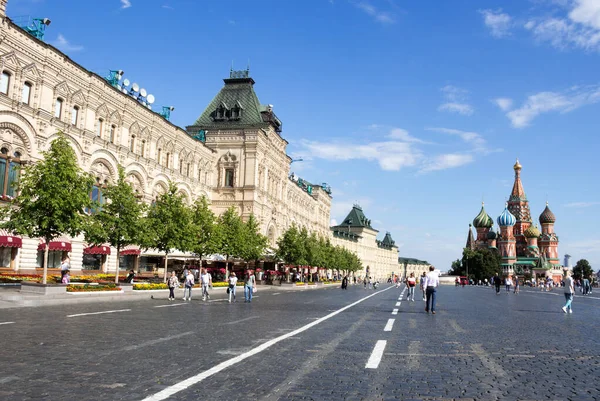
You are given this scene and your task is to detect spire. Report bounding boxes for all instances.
[510,158,526,201]
[466,224,475,250]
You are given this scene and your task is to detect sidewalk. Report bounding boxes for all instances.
[0,282,340,308]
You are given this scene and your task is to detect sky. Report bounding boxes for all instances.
[7,0,600,271]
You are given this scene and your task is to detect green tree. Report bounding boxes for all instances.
[449,259,462,275]
[573,259,593,280]
[84,165,145,284]
[461,247,502,281]
[276,223,306,266]
[141,182,192,282]
[0,133,94,284]
[240,214,268,267]
[214,206,244,275]
[189,196,217,260]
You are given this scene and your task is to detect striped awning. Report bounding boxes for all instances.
[38,237,72,252]
[83,244,111,255]
[0,229,22,248]
[120,245,141,256]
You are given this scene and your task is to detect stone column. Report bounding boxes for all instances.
[0,0,7,18]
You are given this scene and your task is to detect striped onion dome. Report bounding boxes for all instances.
[473,203,494,228]
[524,224,541,238]
[539,202,556,224]
[497,203,516,227]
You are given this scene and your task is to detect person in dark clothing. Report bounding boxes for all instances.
[125,269,135,283]
[341,276,348,290]
[494,273,501,295]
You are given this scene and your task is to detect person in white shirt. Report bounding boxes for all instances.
[423,266,439,314]
[183,271,194,301]
[227,272,238,303]
[200,268,212,301]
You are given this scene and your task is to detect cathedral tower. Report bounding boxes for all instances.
[507,159,532,258]
[497,204,517,275]
[472,202,493,247]
[538,202,560,265]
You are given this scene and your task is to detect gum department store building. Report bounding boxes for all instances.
[0,1,402,279]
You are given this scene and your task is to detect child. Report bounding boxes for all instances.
[61,269,70,284]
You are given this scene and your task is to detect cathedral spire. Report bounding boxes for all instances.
[510,158,526,201]
[466,224,475,250]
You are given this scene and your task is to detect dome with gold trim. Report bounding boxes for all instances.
[524,224,541,238]
[513,158,522,171]
[539,202,556,224]
[473,203,494,228]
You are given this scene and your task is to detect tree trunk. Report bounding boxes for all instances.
[163,253,169,282]
[115,246,120,284]
[42,241,49,285]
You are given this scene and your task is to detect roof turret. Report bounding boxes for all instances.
[487,227,498,240]
[497,203,516,227]
[524,224,541,238]
[473,202,494,228]
[539,202,556,224]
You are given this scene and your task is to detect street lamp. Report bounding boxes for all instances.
[466,255,469,285]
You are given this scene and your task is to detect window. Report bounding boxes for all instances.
[179,159,184,174]
[186,163,190,177]
[110,125,116,143]
[130,135,136,152]
[166,153,170,168]
[95,119,104,137]
[0,248,12,268]
[36,250,64,268]
[86,178,107,214]
[21,82,32,104]
[0,148,22,199]
[71,106,79,126]
[225,169,234,187]
[157,148,162,165]
[54,98,63,118]
[141,140,146,157]
[82,253,103,270]
[0,71,10,95]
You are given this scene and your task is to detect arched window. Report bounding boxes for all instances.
[71,106,79,126]
[130,135,136,153]
[21,82,32,104]
[54,98,63,118]
[0,148,22,199]
[95,118,104,137]
[110,125,116,143]
[141,140,146,157]
[87,177,108,214]
[186,163,190,177]
[0,71,10,95]
[179,159,184,174]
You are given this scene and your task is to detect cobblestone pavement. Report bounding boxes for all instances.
[0,284,598,400]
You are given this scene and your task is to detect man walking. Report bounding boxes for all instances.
[423,266,439,314]
[182,270,194,301]
[200,268,212,301]
[494,273,502,295]
[562,271,574,314]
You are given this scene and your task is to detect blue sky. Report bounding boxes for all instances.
[7,0,600,271]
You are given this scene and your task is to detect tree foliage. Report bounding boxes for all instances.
[84,165,145,283]
[239,214,268,263]
[189,196,217,259]
[573,259,593,280]
[0,133,94,284]
[449,247,502,281]
[214,206,244,261]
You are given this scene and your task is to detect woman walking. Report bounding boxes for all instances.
[562,270,574,314]
[168,271,179,301]
[227,272,238,303]
[505,276,513,294]
[244,270,256,303]
[406,273,416,301]
[182,270,194,301]
[513,275,520,294]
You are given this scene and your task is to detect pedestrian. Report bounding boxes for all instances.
[60,256,70,281]
[167,271,179,301]
[505,276,513,294]
[227,272,238,303]
[125,269,135,284]
[368,276,372,289]
[494,273,501,295]
[406,272,416,301]
[423,266,439,314]
[513,275,520,294]
[341,276,348,290]
[363,277,367,289]
[182,269,194,301]
[562,270,574,314]
[61,269,70,284]
[582,277,590,295]
[420,272,427,301]
[244,270,256,303]
[200,268,212,301]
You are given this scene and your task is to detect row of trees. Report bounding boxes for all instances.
[0,134,267,284]
[276,224,363,274]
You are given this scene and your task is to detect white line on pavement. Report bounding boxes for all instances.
[154,303,187,308]
[124,332,194,351]
[365,340,387,369]
[449,319,466,333]
[140,285,394,401]
[67,309,131,318]
[223,316,260,325]
[395,302,401,306]
[392,308,399,315]
[384,319,395,332]
[0,322,15,325]
[271,293,281,296]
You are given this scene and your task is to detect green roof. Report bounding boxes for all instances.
[398,257,429,265]
[332,205,375,230]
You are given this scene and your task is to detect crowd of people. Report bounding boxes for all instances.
[170,268,257,303]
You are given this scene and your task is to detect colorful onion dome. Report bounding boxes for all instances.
[473,202,494,228]
[487,227,498,240]
[539,202,556,224]
[524,224,541,238]
[497,203,516,227]
[514,158,522,171]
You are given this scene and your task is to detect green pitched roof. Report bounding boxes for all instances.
[381,232,395,247]
[332,205,375,230]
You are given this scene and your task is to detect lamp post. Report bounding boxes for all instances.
[466,255,469,285]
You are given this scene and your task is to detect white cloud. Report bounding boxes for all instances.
[121,0,131,9]
[506,85,600,128]
[355,2,395,24]
[564,201,600,208]
[569,0,600,30]
[438,85,474,116]
[51,34,83,52]
[386,128,427,143]
[425,127,486,150]
[479,8,513,38]
[162,5,174,9]
[493,97,513,111]
[421,154,473,172]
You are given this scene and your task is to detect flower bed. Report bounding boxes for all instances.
[67,284,121,292]
[307,282,316,286]
[295,282,306,286]
[212,282,244,288]
[0,273,126,284]
[133,283,168,290]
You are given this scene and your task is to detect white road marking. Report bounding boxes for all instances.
[471,343,507,377]
[384,319,395,332]
[365,340,387,369]
[154,303,186,308]
[67,309,131,318]
[392,308,399,315]
[0,322,15,326]
[271,293,281,296]
[449,319,466,333]
[123,332,194,351]
[141,286,393,401]
[223,316,260,325]
[395,302,401,306]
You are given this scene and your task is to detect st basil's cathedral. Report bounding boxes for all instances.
[465,160,564,282]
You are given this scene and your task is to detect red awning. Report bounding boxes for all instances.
[83,245,111,255]
[38,238,72,252]
[0,230,22,248]
[120,245,140,256]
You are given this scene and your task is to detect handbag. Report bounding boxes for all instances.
[252,286,257,294]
